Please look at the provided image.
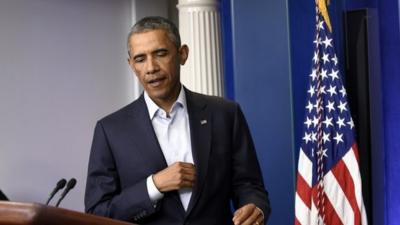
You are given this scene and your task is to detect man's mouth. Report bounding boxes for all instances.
[148,77,166,88]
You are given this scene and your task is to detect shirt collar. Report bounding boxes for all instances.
[144,86,187,119]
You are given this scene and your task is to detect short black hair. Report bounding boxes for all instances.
[127,16,181,55]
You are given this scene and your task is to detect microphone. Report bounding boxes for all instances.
[45,178,67,205]
[55,178,77,207]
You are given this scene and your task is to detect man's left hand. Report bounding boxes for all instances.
[232,203,264,225]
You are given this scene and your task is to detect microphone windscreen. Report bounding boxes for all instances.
[66,178,77,189]
[57,179,67,189]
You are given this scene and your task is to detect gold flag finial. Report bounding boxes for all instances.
[317,0,332,32]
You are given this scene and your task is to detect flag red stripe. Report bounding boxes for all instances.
[312,185,344,225]
[323,191,344,225]
[352,143,360,163]
[295,217,301,225]
[296,173,312,209]
[331,157,361,225]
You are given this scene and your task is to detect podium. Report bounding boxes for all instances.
[0,201,136,225]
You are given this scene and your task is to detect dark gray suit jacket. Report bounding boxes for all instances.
[85,88,270,225]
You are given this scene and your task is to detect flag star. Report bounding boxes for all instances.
[331,54,338,65]
[328,69,339,81]
[320,69,328,80]
[337,116,346,129]
[322,36,333,49]
[327,85,337,96]
[313,51,319,64]
[322,148,328,157]
[310,69,318,81]
[304,117,312,129]
[313,37,322,47]
[339,86,347,97]
[333,132,344,144]
[308,85,316,97]
[312,116,319,127]
[311,132,317,142]
[303,132,312,144]
[306,101,314,113]
[314,102,320,111]
[322,116,333,128]
[319,85,327,94]
[326,100,335,113]
[322,53,330,64]
[317,148,328,158]
[347,117,355,129]
[338,101,347,113]
[317,20,324,30]
[322,132,330,143]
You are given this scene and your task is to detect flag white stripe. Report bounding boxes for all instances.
[295,192,321,225]
[296,193,311,225]
[310,196,320,225]
[361,199,368,225]
[298,148,313,187]
[325,171,354,224]
[342,148,368,225]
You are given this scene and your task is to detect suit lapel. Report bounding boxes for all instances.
[129,95,168,170]
[129,95,186,213]
[184,89,212,216]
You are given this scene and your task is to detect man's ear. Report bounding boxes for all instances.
[179,45,189,65]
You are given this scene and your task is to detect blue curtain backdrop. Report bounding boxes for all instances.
[375,0,400,224]
[221,0,295,224]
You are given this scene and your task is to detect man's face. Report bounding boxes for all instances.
[128,29,188,105]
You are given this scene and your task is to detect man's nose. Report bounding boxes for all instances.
[145,57,159,74]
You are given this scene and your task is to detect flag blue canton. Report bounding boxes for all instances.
[301,15,356,187]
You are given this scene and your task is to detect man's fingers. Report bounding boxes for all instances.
[174,166,196,179]
[174,161,195,169]
[232,208,242,222]
[241,207,261,225]
[232,204,264,225]
[172,162,195,174]
[179,179,195,188]
[176,172,195,184]
[233,205,253,225]
[179,166,196,175]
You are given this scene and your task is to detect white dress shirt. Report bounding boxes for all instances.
[144,87,194,210]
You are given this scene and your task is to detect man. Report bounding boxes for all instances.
[85,16,270,225]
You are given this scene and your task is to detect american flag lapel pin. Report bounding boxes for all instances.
[200,119,207,125]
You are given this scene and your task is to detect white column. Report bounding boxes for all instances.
[130,0,143,100]
[177,0,224,96]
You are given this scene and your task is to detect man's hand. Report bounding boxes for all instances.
[153,162,196,192]
[232,203,264,225]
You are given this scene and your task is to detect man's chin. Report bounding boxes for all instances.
[147,90,167,101]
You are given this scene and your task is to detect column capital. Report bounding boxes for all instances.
[177,0,220,9]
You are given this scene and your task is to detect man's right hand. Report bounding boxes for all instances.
[153,162,196,192]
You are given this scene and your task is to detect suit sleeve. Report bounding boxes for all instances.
[231,104,271,221]
[84,121,159,222]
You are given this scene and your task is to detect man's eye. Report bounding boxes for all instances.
[156,50,168,57]
[134,57,144,63]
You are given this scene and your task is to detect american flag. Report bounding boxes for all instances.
[294,2,368,225]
